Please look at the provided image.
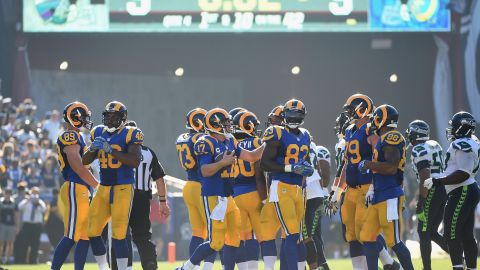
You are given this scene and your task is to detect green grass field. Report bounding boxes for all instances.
[3,258,474,270]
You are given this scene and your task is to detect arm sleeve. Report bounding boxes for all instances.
[412,145,430,172]
[454,149,477,174]
[128,128,144,145]
[149,149,166,180]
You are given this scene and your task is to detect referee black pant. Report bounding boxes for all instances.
[109,190,157,270]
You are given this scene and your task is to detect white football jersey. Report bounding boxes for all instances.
[411,140,444,180]
[443,137,480,194]
[306,142,330,199]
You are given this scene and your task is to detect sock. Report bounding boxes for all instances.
[236,241,248,264]
[285,234,300,270]
[245,239,259,261]
[363,242,378,270]
[304,240,317,266]
[90,236,107,256]
[202,262,214,270]
[350,256,367,270]
[247,260,258,270]
[392,242,414,270]
[182,260,196,270]
[117,258,128,270]
[237,262,248,270]
[112,238,129,259]
[51,237,75,270]
[378,247,394,266]
[190,237,205,257]
[260,240,277,270]
[74,240,90,270]
[223,245,237,270]
[94,254,109,270]
[280,239,287,270]
[191,242,216,265]
[298,241,307,270]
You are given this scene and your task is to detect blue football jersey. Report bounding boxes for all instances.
[263,126,311,186]
[194,135,242,197]
[176,132,203,182]
[91,125,144,185]
[344,123,373,186]
[233,137,263,197]
[56,130,88,186]
[372,130,406,204]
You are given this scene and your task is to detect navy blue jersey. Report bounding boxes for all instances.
[233,137,262,197]
[56,130,88,186]
[344,123,373,186]
[176,132,203,182]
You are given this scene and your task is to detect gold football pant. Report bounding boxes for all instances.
[60,181,90,241]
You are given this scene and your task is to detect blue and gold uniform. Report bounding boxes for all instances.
[87,124,144,240]
[233,137,265,242]
[57,130,91,241]
[359,130,406,247]
[176,132,207,239]
[194,134,242,251]
[341,123,373,242]
[263,125,310,235]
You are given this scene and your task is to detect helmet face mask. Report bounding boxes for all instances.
[102,111,126,133]
[335,112,350,138]
[283,110,305,129]
[205,109,232,136]
[343,94,373,121]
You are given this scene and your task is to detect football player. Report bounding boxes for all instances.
[405,120,448,270]
[304,138,331,270]
[358,104,414,270]
[176,108,217,270]
[260,99,314,270]
[83,101,143,270]
[333,94,399,270]
[176,108,264,270]
[424,112,480,270]
[51,102,98,270]
[258,105,284,270]
[232,110,264,270]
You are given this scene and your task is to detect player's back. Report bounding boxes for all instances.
[372,129,406,203]
[91,125,143,185]
[263,125,310,186]
[411,139,444,179]
[176,132,203,182]
[444,136,480,193]
[233,136,262,197]
[56,130,88,186]
[344,123,373,186]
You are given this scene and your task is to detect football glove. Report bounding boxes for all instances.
[423,178,442,189]
[91,137,112,153]
[358,160,369,174]
[324,200,338,218]
[365,184,374,207]
[289,160,314,176]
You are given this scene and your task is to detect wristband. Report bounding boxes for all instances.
[284,165,292,172]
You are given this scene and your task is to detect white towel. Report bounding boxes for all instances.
[386,198,399,221]
[269,180,280,202]
[210,196,228,221]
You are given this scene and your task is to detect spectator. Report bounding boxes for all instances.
[13,181,28,206]
[42,110,62,143]
[38,138,53,161]
[0,189,18,264]
[6,159,22,190]
[40,156,60,190]
[14,120,36,145]
[1,142,16,168]
[1,114,17,140]
[20,139,39,165]
[15,186,46,264]
[24,164,42,188]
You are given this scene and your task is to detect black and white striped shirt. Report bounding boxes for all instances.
[135,145,166,191]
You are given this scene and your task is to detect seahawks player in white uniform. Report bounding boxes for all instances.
[304,140,331,270]
[424,112,480,270]
[406,120,448,270]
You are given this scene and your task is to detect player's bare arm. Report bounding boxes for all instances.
[364,145,400,175]
[239,143,265,162]
[64,144,98,188]
[200,151,235,177]
[82,148,98,165]
[417,167,430,198]
[111,143,142,168]
[260,141,284,173]
[319,159,330,188]
[254,162,268,201]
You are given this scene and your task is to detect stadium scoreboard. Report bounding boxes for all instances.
[24,0,451,33]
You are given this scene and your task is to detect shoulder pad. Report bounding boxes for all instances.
[412,144,428,158]
[90,125,104,139]
[58,131,80,146]
[299,127,310,136]
[452,139,474,152]
[191,133,204,144]
[382,130,404,145]
[263,125,283,142]
[195,135,215,156]
[126,127,144,145]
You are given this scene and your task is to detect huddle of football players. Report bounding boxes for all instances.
[52,100,144,270]
[176,93,480,270]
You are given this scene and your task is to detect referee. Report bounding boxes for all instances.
[110,121,170,270]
